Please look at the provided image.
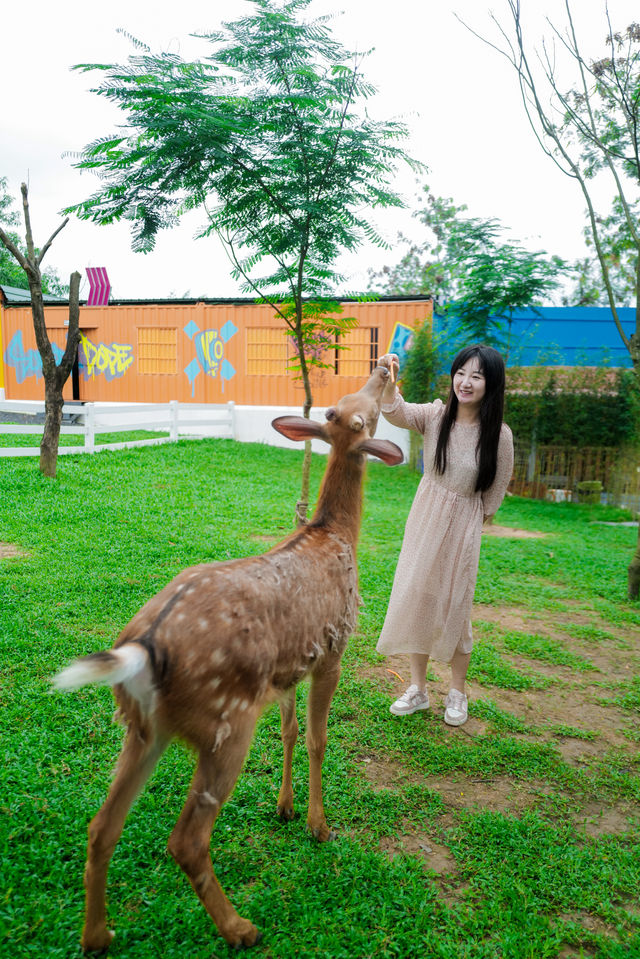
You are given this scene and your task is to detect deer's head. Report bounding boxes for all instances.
[272,366,403,466]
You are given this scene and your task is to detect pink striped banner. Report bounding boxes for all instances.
[86,267,111,306]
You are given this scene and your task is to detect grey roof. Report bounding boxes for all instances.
[0,287,433,308]
[0,284,67,305]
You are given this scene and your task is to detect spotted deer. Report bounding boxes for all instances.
[53,365,402,951]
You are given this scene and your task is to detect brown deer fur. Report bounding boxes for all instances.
[53,366,402,951]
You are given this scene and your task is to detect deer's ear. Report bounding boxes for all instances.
[271,416,328,444]
[359,438,404,466]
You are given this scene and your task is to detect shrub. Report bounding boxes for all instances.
[505,367,640,447]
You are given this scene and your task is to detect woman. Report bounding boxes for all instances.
[376,344,514,725]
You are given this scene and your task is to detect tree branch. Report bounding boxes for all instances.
[0,224,30,272]
[37,217,70,266]
[21,183,37,262]
[57,271,81,382]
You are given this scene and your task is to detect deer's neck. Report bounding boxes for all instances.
[309,450,364,543]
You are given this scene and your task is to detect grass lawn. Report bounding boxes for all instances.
[0,429,170,448]
[1,438,639,958]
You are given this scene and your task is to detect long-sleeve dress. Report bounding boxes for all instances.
[376,392,514,663]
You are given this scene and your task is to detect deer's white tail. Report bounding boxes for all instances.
[53,644,150,692]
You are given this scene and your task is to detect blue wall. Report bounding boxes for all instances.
[434,306,635,367]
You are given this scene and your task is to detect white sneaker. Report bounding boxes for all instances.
[390,684,430,716]
[444,688,468,726]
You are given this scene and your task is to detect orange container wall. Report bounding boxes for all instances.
[1,298,432,406]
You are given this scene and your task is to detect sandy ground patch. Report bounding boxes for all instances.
[482,524,548,539]
[0,541,25,559]
[357,585,640,837]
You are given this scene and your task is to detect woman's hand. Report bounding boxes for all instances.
[378,353,399,404]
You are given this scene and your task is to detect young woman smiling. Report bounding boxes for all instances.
[376,344,514,725]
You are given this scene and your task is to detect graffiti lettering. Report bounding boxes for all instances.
[184,322,237,396]
[79,333,134,381]
[195,329,224,378]
[4,330,64,383]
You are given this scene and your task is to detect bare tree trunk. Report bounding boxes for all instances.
[40,386,65,477]
[35,270,81,477]
[0,183,81,478]
[629,531,640,600]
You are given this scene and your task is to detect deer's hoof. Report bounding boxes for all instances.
[224,918,262,949]
[308,822,337,842]
[82,926,114,953]
[277,803,295,822]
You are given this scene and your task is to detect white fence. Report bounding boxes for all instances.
[0,400,236,458]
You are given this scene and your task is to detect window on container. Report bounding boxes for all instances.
[246,327,288,375]
[334,327,379,376]
[137,327,178,374]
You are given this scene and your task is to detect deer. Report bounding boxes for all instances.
[53,364,403,952]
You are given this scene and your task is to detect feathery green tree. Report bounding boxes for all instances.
[65,0,418,520]
[465,1,640,595]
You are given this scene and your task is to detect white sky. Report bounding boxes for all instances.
[2,0,637,300]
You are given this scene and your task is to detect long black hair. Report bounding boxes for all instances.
[434,344,506,492]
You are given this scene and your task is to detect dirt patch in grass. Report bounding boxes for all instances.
[575,801,640,837]
[358,593,640,838]
[0,542,25,559]
[379,825,458,875]
[360,753,548,816]
[556,910,620,939]
[482,524,549,539]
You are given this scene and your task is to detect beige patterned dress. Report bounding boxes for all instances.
[376,393,514,663]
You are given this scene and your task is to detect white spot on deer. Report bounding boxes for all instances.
[212,722,231,752]
[199,618,209,632]
[209,676,221,691]
[197,790,219,808]
[210,649,225,667]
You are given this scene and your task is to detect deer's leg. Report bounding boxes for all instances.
[82,727,168,953]
[306,658,341,841]
[167,711,261,949]
[277,686,298,822]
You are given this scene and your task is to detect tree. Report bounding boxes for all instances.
[0,183,80,477]
[465,1,640,596]
[370,183,563,362]
[65,0,417,521]
[564,199,639,306]
[396,320,440,469]
[0,177,69,296]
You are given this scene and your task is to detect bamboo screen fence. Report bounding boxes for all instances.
[510,440,640,509]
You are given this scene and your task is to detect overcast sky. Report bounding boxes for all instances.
[2,0,637,300]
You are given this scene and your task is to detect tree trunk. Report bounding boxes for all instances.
[629,526,640,600]
[294,304,314,526]
[295,442,312,527]
[628,352,640,599]
[40,384,64,477]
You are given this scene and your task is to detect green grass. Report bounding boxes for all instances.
[1,440,639,958]
[0,428,170,447]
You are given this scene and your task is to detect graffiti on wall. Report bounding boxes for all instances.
[4,319,239,394]
[4,330,64,383]
[387,322,415,368]
[79,332,134,380]
[183,319,238,396]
